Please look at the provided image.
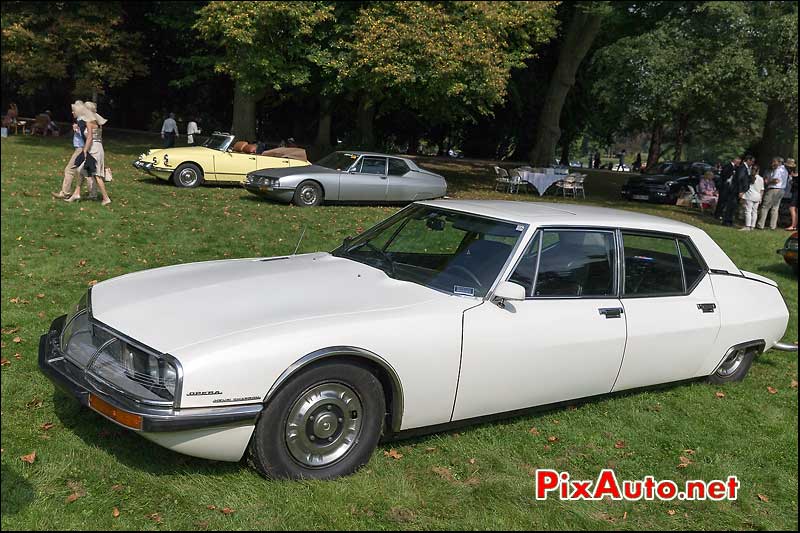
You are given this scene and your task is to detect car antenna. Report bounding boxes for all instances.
[293,226,307,255]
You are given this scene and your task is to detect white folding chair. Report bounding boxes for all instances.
[573,174,586,199]
[557,175,577,197]
[494,166,512,192]
[508,169,525,194]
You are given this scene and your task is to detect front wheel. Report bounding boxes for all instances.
[248,361,385,480]
[292,180,323,207]
[707,347,755,384]
[172,163,203,188]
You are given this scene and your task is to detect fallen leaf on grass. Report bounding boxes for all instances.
[667,509,676,516]
[88,280,98,286]
[147,513,162,523]
[715,391,726,398]
[12,336,22,343]
[206,505,216,510]
[0,358,10,367]
[1,326,19,334]
[432,466,455,481]
[677,456,693,468]
[424,447,437,453]
[528,427,540,436]
[36,293,44,299]
[614,440,626,449]
[26,398,43,409]
[20,451,36,464]
[388,507,415,523]
[111,484,125,492]
[791,379,798,389]
[112,507,120,518]
[623,511,628,520]
[384,449,403,460]
[547,436,559,443]
[40,422,55,431]
[468,458,476,465]
[683,449,695,455]
[220,507,234,515]
[757,493,769,502]
[66,481,86,503]
[767,386,778,394]
[463,477,480,486]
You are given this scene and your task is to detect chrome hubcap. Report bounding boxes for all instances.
[179,169,198,186]
[717,349,745,377]
[285,382,362,468]
[300,185,317,204]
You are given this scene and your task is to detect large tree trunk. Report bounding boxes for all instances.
[673,112,689,161]
[231,81,258,141]
[646,122,663,168]
[356,96,376,150]
[559,138,571,166]
[757,99,797,172]
[529,5,604,166]
[312,96,333,160]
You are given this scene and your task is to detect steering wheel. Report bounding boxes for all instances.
[447,265,483,288]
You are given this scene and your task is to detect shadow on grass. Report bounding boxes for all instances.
[0,464,35,515]
[51,390,245,477]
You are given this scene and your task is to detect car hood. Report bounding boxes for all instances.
[90,253,446,353]
[250,164,337,179]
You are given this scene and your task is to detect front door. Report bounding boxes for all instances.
[214,151,258,182]
[338,156,388,201]
[453,229,627,421]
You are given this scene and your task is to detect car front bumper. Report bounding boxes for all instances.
[131,159,173,180]
[242,182,296,203]
[39,315,261,460]
[621,186,674,204]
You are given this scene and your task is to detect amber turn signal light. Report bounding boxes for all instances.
[89,394,143,430]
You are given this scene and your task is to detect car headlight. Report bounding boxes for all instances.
[665,181,677,188]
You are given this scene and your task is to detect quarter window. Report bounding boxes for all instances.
[622,233,683,295]
[359,157,387,175]
[388,158,410,176]
[679,239,705,289]
[510,230,616,297]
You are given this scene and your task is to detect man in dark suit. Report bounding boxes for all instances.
[716,155,741,219]
[722,154,754,227]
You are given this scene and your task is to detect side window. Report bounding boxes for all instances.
[359,157,387,175]
[622,233,683,296]
[679,239,705,289]
[388,158,410,176]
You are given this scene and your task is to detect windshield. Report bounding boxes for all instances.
[202,134,233,152]
[332,205,524,297]
[317,151,360,171]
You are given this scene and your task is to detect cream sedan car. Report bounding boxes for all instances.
[39,201,795,479]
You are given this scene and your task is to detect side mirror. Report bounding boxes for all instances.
[493,281,526,302]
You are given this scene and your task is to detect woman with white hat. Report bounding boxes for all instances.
[52,100,93,199]
[65,101,111,206]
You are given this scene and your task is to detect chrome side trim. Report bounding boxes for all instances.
[264,346,405,433]
[772,341,798,352]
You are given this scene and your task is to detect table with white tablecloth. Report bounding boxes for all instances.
[515,167,569,196]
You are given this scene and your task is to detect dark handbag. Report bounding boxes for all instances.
[84,153,97,175]
[73,152,85,169]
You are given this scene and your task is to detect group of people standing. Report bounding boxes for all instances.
[709,155,798,231]
[51,100,111,206]
[160,112,201,148]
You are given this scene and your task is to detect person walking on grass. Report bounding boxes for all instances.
[65,102,111,206]
[784,158,797,231]
[52,100,94,199]
[739,163,764,231]
[161,112,178,148]
[757,157,788,230]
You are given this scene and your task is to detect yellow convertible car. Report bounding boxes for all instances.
[132,133,310,188]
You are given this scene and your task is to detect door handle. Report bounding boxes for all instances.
[249,157,256,160]
[697,303,716,313]
[599,307,624,319]
[380,175,388,180]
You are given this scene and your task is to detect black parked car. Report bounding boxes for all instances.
[621,161,715,204]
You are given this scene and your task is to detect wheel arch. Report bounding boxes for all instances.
[263,346,404,434]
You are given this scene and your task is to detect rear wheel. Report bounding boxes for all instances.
[292,180,323,207]
[172,163,203,188]
[707,347,755,384]
[248,361,385,480]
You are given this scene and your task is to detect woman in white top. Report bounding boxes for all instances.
[186,119,201,145]
[740,164,764,231]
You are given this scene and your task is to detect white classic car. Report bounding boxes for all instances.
[39,201,796,479]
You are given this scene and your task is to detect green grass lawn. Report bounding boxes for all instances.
[1,133,797,530]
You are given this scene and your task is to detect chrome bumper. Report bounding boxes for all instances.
[773,341,799,352]
[39,315,262,432]
[131,159,172,180]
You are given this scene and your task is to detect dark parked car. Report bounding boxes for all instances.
[621,161,715,204]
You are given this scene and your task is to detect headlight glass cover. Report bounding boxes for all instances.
[59,292,178,405]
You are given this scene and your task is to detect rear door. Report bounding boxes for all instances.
[339,156,389,201]
[612,232,721,391]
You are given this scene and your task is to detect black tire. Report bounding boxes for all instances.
[248,360,385,480]
[292,180,323,207]
[172,163,203,188]
[707,348,755,384]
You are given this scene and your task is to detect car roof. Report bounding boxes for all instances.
[416,200,740,273]
[336,151,421,170]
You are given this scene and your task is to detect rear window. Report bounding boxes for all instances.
[388,158,410,176]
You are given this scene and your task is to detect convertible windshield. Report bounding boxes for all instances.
[333,205,523,297]
[317,151,360,171]
[202,134,233,152]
